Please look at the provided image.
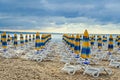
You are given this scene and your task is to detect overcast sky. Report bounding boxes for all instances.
[0,0,120,34]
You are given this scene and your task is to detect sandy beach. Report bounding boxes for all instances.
[0,43,120,80]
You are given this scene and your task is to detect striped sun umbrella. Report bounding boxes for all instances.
[25,34,28,45]
[29,34,31,42]
[108,35,113,55]
[90,36,95,49]
[0,34,2,45]
[70,34,75,52]
[14,34,18,49]
[7,34,11,44]
[2,32,7,51]
[20,33,24,48]
[81,30,91,59]
[33,34,35,41]
[74,34,81,58]
[41,34,45,49]
[97,35,102,51]
[117,35,120,49]
[35,32,41,53]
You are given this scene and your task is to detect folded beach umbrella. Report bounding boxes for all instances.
[81,30,91,59]
[90,36,95,48]
[29,34,31,42]
[117,35,120,49]
[35,32,41,52]
[70,34,75,52]
[14,34,18,48]
[7,34,11,44]
[0,34,2,45]
[20,33,24,47]
[32,34,35,41]
[97,35,102,51]
[103,35,107,46]
[115,36,118,47]
[2,32,7,51]
[108,35,113,55]
[25,34,28,44]
[41,34,45,49]
[74,34,81,58]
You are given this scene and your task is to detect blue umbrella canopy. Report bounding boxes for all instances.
[81,30,91,59]
[108,35,113,53]
[97,35,102,50]
[7,34,11,43]
[33,34,35,41]
[25,34,28,44]
[14,34,18,48]
[2,32,7,50]
[35,32,41,51]
[117,35,120,49]
[70,34,75,52]
[74,34,81,58]
[20,33,24,47]
[29,34,31,42]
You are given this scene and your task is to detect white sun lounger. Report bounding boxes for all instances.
[61,63,81,75]
[83,65,112,77]
[109,59,120,68]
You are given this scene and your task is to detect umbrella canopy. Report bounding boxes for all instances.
[70,34,75,52]
[33,34,35,41]
[97,35,102,50]
[81,30,91,59]
[41,34,45,49]
[35,32,41,51]
[2,32,7,50]
[29,34,31,42]
[0,34,2,44]
[7,34,11,43]
[20,34,24,47]
[25,34,28,44]
[117,35,120,48]
[108,35,113,53]
[14,34,18,48]
[74,34,81,58]
[90,35,95,47]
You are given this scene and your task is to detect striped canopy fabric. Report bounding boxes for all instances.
[25,34,28,44]
[20,34,24,47]
[2,32,7,50]
[14,34,18,48]
[81,30,91,59]
[33,34,35,41]
[35,32,41,51]
[90,36,95,47]
[29,34,31,42]
[70,34,75,52]
[97,35,102,50]
[74,34,81,58]
[7,34,11,43]
[108,35,113,52]
[117,35,120,48]
[0,34,2,44]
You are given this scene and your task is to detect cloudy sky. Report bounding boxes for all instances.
[0,0,120,34]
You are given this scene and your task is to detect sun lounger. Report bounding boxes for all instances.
[109,59,120,68]
[61,63,81,75]
[83,65,112,77]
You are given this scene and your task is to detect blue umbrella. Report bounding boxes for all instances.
[74,34,81,58]
[2,32,7,51]
[81,30,91,59]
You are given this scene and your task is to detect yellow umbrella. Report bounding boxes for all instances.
[2,32,7,51]
[74,34,81,58]
[108,35,113,55]
[81,30,91,59]
[14,34,18,48]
